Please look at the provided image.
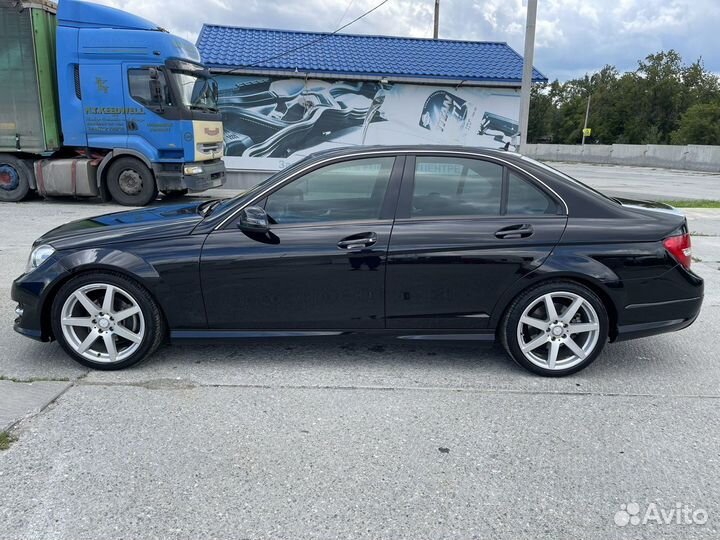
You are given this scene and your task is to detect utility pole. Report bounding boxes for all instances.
[581,93,591,145]
[433,0,440,39]
[517,0,538,152]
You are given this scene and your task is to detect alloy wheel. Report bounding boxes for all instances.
[60,283,145,363]
[516,291,600,371]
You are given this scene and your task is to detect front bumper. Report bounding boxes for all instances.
[12,275,49,342]
[153,159,226,193]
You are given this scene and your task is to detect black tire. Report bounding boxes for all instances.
[51,272,166,370]
[500,280,609,377]
[105,157,157,206]
[0,155,32,202]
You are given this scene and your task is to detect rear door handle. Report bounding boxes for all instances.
[495,224,534,239]
[337,232,377,250]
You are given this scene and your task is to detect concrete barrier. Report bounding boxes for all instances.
[221,144,719,190]
[525,144,719,172]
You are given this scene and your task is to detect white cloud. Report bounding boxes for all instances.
[92,0,720,81]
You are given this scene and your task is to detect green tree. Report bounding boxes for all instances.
[671,102,720,145]
[527,50,720,146]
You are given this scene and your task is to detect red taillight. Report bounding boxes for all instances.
[663,233,692,269]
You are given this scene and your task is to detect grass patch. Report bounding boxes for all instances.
[661,200,720,208]
[0,431,17,451]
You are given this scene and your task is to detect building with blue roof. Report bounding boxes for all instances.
[197,25,546,86]
[195,24,546,177]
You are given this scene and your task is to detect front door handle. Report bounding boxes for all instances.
[495,224,534,239]
[337,232,377,250]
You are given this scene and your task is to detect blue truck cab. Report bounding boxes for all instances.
[0,0,225,206]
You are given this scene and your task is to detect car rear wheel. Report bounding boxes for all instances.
[501,281,608,376]
[51,273,165,370]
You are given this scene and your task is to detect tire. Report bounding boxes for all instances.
[500,280,609,377]
[105,157,157,206]
[0,155,32,202]
[51,272,166,370]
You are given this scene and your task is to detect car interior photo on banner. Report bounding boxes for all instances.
[215,75,521,170]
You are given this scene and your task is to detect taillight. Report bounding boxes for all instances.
[663,233,692,269]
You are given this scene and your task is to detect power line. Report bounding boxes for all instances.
[224,0,392,75]
[336,0,356,28]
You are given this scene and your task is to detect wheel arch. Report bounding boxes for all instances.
[491,272,620,341]
[39,255,165,341]
[97,149,155,197]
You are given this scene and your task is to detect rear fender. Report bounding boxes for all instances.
[488,251,624,331]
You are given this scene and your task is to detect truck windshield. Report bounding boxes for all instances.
[171,70,218,112]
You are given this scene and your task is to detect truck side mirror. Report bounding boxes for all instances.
[147,68,163,105]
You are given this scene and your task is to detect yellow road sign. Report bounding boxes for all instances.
[582,128,592,136]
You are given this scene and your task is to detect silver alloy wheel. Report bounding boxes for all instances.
[516,291,600,371]
[118,169,143,195]
[60,283,145,363]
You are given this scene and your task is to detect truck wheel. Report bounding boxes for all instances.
[106,157,157,206]
[0,155,31,202]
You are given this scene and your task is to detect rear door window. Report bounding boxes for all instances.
[411,156,503,217]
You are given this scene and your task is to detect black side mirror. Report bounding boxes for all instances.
[147,67,163,104]
[238,206,269,233]
[149,79,162,102]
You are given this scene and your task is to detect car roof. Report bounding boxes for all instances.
[304,145,523,162]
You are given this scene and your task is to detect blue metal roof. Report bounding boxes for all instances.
[196,25,547,85]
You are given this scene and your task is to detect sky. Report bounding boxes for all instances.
[97,0,720,82]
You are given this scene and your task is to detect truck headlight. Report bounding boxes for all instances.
[26,244,55,273]
[184,165,204,175]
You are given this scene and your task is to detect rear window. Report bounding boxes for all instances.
[507,172,558,215]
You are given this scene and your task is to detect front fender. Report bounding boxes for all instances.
[13,248,161,340]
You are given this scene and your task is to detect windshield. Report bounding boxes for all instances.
[171,70,218,111]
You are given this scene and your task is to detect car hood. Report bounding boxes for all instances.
[38,201,206,250]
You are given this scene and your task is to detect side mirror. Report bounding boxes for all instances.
[238,206,269,233]
[149,78,163,102]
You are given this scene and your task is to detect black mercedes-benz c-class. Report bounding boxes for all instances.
[12,146,703,376]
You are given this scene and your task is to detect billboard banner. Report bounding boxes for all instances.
[215,74,521,171]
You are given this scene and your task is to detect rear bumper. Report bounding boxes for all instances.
[613,265,704,342]
[615,296,703,341]
[153,159,226,192]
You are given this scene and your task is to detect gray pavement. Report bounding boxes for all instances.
[0,380,71,431]
[0,177,719,539]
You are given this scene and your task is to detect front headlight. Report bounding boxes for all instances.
[26,244,55,273]
[184,165,203,175]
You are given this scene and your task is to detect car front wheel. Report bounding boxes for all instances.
[51,273,165,370]
[501,281,609,376]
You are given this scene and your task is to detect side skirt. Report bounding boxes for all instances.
[169,329,497,343]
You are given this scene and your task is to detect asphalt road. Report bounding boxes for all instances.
[553,162,720,201]
[1,177,719,539]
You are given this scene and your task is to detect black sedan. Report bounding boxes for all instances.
[12,146,703,376]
